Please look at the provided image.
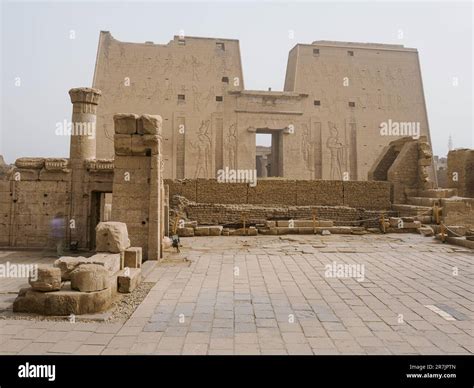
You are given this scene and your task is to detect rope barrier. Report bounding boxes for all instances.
[441,223,464,238]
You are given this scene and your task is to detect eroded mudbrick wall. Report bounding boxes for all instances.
[93,32,434,181]
[165,179,392,210]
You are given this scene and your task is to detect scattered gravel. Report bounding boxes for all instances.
[109,282,154,322]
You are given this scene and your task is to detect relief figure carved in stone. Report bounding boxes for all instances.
[192,119,212,178]
[327,122,346,180]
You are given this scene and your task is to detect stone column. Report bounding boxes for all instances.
[67,87,101,249]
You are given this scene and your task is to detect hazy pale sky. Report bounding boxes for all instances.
[1,0,472,164]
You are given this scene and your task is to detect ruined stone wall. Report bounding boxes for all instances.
[441,198,474,228]
[178,202,394,229]
[369,137,435,204]
[388,141,420,203]
[0,157,115,249]
[165,179,392,210]
[0,159,71,248]
[111,114,163,260]
[447,149,474,198]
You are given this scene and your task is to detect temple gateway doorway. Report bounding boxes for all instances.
[255,129,282,177]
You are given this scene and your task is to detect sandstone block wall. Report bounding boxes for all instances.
[0,161,71,248]
[111,114,163,260]
[93,33,434,182]
[181,202,395,229]
[441,198,474,228]
[166,179,391,210]
[447,149,474,198]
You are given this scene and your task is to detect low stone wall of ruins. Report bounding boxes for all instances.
[165,179,392,210]
[0,157,115,249]
[0,158,71,248]
[177,201,395,229]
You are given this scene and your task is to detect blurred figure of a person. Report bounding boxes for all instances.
[51,213,66,257]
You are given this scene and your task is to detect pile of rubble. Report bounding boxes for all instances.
[13,222,143,316]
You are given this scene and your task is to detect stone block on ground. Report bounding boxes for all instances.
[389,217,402,228]
[209,226,223,236]
[13,285,112,315]
[88,253,121,274]
[177,227,194,237]
[194,226,210,236]
[123,247,142,268]
[446,225,467,237]
[351,227,367,235]
[419,226,434,237]
[29,266,61,292]
[402,221,422,229]
[70,264,110,292]
[118,268,142,293]
[96,221,131,253]
[54,256,91,281]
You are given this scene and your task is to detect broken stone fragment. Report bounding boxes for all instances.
[113,113,139,134]
[419,226,434,237]
[117,268,142,293]
[15,157,45,169]
[29,266,61,292]
[54,256,91,281]
[177,227,194,237]
[13,286,111,315]
[209,226,223,236]
[194,226,210,236]
[95,221,131,253]
[138,114,162,135]
[70,264,110,292]
[123,247,142,268]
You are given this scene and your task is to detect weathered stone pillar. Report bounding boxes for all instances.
[111,113,163,261]
[67,87,101,249]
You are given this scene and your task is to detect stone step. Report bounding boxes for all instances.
[435,235,474,249]
[391,204,432,217]
[418,188,457,198]
[258,226,357,235]
[407,197,440,207]
[275,220,334,228]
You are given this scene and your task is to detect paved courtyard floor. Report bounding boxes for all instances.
[0,234,472,355]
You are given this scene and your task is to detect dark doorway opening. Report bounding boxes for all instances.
[89,192,112,250]
[256,130,281,177]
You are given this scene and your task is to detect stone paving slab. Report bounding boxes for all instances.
[0,234,472,355]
